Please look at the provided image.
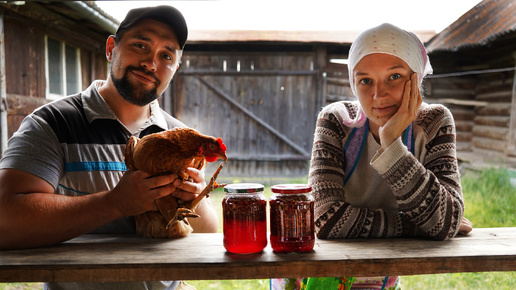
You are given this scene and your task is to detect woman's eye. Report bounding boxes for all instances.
[390,73,402,80]
[359,78,371,85]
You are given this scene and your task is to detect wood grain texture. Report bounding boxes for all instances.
[0,227,515,282]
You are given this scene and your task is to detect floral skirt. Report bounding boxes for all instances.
[270,276,401,290]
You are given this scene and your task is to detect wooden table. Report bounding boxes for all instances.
[0,227,514,282]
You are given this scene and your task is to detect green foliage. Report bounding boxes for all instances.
[187,279,269,290]
[460,167,516,228]
[402,167,516,289]
[402,272,516,289]
[0,284,41,290]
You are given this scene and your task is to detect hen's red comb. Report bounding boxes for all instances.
[217,138,227,152]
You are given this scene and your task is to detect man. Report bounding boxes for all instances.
[0,5,217,289]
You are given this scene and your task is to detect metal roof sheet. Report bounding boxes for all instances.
[426,0,516,53]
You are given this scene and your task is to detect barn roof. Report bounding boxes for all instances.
[187,29,436,45]
[0,1,119,35]
[426,0,516,53]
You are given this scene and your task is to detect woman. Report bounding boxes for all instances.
[272,23,472,290]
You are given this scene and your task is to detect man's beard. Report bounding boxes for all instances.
[111,66,161,106]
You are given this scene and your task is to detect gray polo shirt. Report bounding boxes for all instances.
[0,80,184,289]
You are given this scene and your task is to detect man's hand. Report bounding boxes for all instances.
[171,167,217,233]
[171,167,206,202]
[107,170,179,217]
[379,72,422,150]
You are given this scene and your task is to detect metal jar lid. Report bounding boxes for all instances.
[271,184,311,194]
[224,183,264,193]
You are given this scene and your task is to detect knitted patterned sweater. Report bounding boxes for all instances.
[309,101,464,241]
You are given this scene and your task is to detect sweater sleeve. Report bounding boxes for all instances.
[371,105,464,240]
[310,103,464,241]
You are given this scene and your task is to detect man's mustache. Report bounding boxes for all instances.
[126,66,161,86]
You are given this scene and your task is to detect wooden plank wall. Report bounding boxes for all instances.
[425,64,515,165]
[473,71,514,156]
[4,16,49,137]
[2,3,110,138]
[323,57,353,104]
[424,76,477,152]
[174,52,324,178]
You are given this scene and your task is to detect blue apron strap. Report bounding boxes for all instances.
[343,120,369,186]
[381,276,389,290]
[343,121,414,187]
[403,122,415,155]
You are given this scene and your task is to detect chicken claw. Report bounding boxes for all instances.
[165,162,226,229]
[166,208,200,228]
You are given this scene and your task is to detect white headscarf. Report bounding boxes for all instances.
[344,23,433,127]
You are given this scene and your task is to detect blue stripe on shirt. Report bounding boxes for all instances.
[65,161,127,172]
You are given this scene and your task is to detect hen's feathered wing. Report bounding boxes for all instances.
[124,128,226,238]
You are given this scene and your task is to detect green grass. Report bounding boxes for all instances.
[400,167,516,289]
[459,167,516,228]
[0,284,41,290]
[2,168,515,289]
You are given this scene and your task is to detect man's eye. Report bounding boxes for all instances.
[162,53,173,61]
[134,43,146,50]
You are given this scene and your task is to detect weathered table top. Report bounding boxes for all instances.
[0,227,514,282]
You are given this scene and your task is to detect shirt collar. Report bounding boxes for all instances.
[82,80,168,132]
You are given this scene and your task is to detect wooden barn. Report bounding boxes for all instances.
[10,1,508,179]
[0,1,439,179]
[423,0,516,167]
[176,30,357,178]
[0,1,117,150]
[174,30,434,178]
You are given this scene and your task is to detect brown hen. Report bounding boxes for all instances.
[124,127,227,238]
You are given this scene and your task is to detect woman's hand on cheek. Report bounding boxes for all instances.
[379,73,422,150]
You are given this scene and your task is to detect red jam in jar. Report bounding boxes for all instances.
[270,184,315,253]
[223,183,267,254]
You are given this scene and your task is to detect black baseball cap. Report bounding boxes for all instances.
[116,5,188,49]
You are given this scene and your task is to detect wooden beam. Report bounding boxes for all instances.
[472,125,509,141]
[0,13,7,155]
[179,70,318,76]
[0,228,515,282]
[476,103,511,116]
[508,52,516,150]
[431,98,488,107]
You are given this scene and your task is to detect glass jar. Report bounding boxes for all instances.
[222,183,267,254]
[269,184,315,253]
